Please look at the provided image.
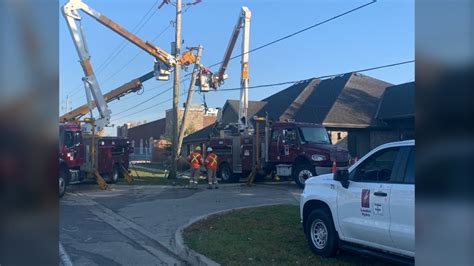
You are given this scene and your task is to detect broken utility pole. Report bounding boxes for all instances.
[176,45,203,158]
[169,0,182,179]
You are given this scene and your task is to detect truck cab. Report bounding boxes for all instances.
[267,122,349,188]
[58,123,133,198]
[59,123,85,169]
[209,121,349,188]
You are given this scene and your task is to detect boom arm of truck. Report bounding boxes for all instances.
[198,7,251,132]
[59,71,154,123]
[62,0,200,131]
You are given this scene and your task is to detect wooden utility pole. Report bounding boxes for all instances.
[169,0,181,179]
[176,45,203,158]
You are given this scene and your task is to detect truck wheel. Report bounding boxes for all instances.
[218,163,237,183]
[109,164,121,184]
[59,169,68,198]
[293,164,315,188]
[305,209,338,257]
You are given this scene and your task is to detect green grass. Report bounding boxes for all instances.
[119,169,208,186]
[183,205,390,266]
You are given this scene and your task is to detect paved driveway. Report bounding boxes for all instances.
[60,183,301,265]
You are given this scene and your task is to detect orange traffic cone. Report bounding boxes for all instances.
[331,161,337,173]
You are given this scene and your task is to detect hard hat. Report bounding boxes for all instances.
[207,147,213,152]
[195,146,201,151]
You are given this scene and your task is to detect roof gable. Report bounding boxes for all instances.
[294,74,352,123]
[322,73,392,127]
[376,82,414,120]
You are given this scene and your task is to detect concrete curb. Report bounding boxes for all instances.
[174,203,291,266]
[59,242,73,266]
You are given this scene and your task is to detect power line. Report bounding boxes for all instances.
[93,0,161,75]
[111,59,414,122]
[111,89,188,122]
[189,0,377,76]
[217,60,414,92]
[67,0,375,106]
[100,23,173,86]
[112,76,190,117]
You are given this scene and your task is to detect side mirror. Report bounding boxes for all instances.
[334,169,350,189]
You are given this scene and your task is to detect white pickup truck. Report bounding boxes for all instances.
[300,140,414,263]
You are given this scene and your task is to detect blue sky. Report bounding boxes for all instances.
[59,0,414,136]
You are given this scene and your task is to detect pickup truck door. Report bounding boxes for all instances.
[389,146,415,254]
[337,147,402,248]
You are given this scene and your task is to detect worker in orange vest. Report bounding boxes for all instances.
[205,147,218,189]
[187,146,203,188]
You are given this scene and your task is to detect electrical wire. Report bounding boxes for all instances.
[111,60,414,122]
[111,89,188,122]
[217,60,414,92]
[184,0,377,78]
[100,22,173,86]
[112,77,190,116]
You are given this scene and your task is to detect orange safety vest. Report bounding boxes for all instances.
[188,151,202,168]
[205,153,218,170]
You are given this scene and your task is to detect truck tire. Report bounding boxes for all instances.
[305,209,338,257]
[109,164,121,184]
[218,163,238,183]
[293,164,315,188]
[59,168,68,198]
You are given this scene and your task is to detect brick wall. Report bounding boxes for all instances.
[164,108,216,138]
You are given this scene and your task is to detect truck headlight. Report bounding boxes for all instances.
[311,154,326,161]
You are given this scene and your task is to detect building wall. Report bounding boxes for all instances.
[328,130,349,150]
[164,107,216,139]
[369,130,401,150]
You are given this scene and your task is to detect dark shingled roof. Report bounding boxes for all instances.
[220,100,268,124]
[184,73,396,142]
[376,82,415,120]
[293,74,351,124]
[255,79,318,121]
[320,73,392,128]
[183,124,213,142]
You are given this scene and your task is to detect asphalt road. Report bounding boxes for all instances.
[60,182,301,265]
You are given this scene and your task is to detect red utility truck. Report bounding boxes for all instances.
[58,123,133,197]
[209,121,350,188]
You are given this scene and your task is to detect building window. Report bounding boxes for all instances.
[337,132,342,140]
[140,139,143,154]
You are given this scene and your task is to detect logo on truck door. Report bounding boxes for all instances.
[361,189,370,208]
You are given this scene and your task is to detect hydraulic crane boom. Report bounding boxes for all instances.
[62,0,199,131]
[198,7,251,132]
[213,6,251,91]
[59,71,154,123]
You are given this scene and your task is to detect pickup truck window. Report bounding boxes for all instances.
[350,147,399,183]
[297,127,330,144]
[404,147,415,184]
